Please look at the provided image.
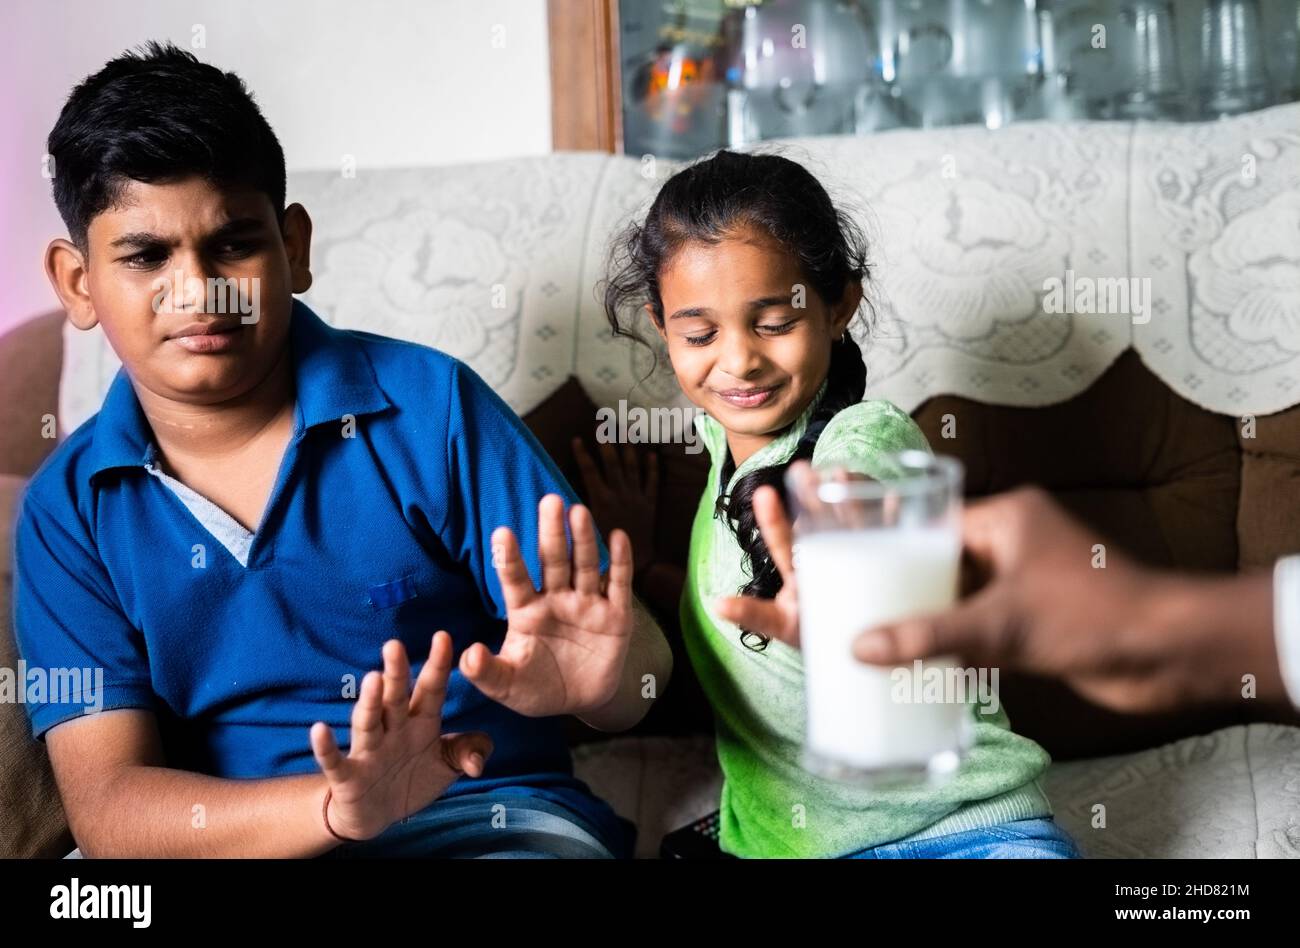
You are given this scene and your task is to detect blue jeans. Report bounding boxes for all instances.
[847,817,1082,859]
[320,791,628,859]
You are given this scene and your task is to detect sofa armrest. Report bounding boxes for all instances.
[0,310,65,478]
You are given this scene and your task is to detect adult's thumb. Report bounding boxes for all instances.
[852,594,1006,667]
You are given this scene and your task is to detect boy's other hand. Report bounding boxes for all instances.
[461,494,635,718]
[309,633,493,842]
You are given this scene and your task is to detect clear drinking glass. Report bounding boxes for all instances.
[1199,0,1273,117]
[1114,0,1185,119]
[883,0,1041,129]
[1265,0,1300,104]
[720,0,876,143]
[786,452,974,787]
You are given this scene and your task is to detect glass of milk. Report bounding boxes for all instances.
[785,451,973,787]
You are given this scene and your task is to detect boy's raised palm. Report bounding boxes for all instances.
[309,633,494,842]
[459,494,635,718]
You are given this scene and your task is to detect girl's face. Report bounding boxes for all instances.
[651,228,860,466]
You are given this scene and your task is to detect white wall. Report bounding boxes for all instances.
[0,0,553,334]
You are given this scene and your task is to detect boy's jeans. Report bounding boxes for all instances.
[320,791,628,859]
[848,817,1082,859]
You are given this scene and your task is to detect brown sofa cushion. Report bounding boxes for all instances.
[0,474,73,858]
[1238,406,1300,570]
[912,350,1243,573]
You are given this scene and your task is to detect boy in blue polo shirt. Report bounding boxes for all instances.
[13,42,672,858]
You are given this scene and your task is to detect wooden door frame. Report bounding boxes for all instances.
[548,0,623,152]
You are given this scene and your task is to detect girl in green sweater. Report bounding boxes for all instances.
[593,149,1080,859]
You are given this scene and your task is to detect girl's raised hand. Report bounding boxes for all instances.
[459,494,635,718]
[714,463,816,649]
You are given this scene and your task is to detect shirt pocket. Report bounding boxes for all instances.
[365,574,421,609]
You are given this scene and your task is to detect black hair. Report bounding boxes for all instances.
[47,41,286,248]
[602,149,872,650]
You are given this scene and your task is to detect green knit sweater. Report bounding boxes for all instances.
[679,384,1054,858]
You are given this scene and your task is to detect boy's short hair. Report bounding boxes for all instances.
[48,41,286,248]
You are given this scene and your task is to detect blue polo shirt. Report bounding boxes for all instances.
[12,299,632,853]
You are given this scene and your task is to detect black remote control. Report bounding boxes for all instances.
[659,810,737,859]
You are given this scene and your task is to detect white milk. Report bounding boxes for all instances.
[795,527,968,772]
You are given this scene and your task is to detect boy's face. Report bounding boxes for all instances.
[652,227,858,446]
[47,175,311,406]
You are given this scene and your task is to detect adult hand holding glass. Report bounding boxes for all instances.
[720,471,1292,715]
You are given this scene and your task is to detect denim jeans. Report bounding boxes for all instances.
[319,791,629,859]
[847,817,1082,859]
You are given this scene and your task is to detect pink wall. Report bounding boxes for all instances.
[0,4,80,337]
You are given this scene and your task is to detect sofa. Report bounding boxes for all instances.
[3,102,1300,858]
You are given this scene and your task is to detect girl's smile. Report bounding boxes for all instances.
[711,381,783,409]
